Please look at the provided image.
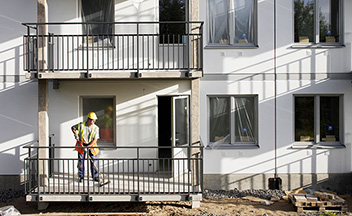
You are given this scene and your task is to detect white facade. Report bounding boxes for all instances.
[199,0,352,190]
[0,0,352,192]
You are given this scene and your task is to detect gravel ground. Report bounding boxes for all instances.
[0,189,25,203]
[0,189,350,216]
[203,189,287,200]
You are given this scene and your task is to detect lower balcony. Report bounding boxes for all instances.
[23,22,203,79]
[24,143,203,208]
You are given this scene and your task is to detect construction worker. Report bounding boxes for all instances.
[71,112,100,182]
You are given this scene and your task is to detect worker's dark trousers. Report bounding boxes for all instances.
[78,151,98,179]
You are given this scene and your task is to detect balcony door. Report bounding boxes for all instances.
[158,96,189,176]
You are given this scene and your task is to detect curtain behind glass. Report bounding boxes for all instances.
[81,0,114,41]
[209,97,230,143]
[232,0,254,44]
[320,96,339,142]
[209,0,254,44]
[208,0,229,44]
[234,97,255,143]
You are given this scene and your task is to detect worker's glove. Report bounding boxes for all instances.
[74,134,79,141]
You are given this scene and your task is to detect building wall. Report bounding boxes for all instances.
[0,0,37,176]
[199,0,352,190]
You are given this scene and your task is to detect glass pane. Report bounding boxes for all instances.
[81,0,114,41]
[159,0,186,44]
[83,97,114,144]
[231,0,255,44]
[319,0,340,43]
[208,0,229,44]
[174,98,189,146]
[294,0,314,43]
[234,97,256,143]
[320,96,339,142]
[295,97,314,142]
[209,97,231,143]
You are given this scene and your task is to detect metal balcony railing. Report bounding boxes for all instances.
[23,142,203,198]
[23,22,203,77]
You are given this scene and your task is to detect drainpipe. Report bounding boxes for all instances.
[268,0,282,190]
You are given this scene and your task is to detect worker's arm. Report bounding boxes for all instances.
[71,125,79,141]
[88,139,97,147]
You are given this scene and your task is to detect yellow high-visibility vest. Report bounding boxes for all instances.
[75,122,99,155]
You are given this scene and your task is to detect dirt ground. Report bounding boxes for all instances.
[1,195,352,216]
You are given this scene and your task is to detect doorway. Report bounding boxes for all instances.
[158,96,189,175]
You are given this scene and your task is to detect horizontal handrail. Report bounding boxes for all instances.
[24,145,203,149]
[24,143,204,196]
[22,21,204,27]
[23,21,203,74]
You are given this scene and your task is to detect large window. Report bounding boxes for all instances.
[208,96,257,148]
[295,95,342,145]
[294,0,341,44]
[82,97,115,145]
[208,0,257,46]
[81,0,114,43]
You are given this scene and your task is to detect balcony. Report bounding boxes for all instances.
[23,142,203,206]
[23,22,203,79]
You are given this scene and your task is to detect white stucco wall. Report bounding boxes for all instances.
[48,80,191,173]
[200,0,352,176]
[0,0,37,174]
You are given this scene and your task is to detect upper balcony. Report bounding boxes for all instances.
[23,21,203,80]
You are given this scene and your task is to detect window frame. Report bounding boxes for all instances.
[292,0,344,48]
[207,95,259,149]
[205,0,258,49]
[293,94,345,148]
[80,96,116,147]
[79,0,115,47]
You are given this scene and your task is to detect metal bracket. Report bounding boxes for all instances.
[136,196,143,201]
[135,72,142,78]
[186,72,192,77]
[186,195,192,201]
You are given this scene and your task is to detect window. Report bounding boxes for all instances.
[82,97,115,145]
[208,96,258,148]
[294,0,342,44]
[81,0,114,43]
[207,0,257,46]
[159,0,186,44]
[295,95,342,146]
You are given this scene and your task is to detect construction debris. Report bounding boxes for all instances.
[289,191,347,213]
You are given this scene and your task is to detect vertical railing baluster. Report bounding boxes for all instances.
[173,34,175,69]
[122,36,125,70]
[147,35,150,69]
[137,147,140,197]
[167,34,170,69]
[162,34,165,69]
[26,26,30,71]
[123,159,125,194]
[86,23,89,76]
[142,34,144,70]
[103,34,105,70]
[178,34,180,69]
[117,35,120,70]
[127,36,129,70]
